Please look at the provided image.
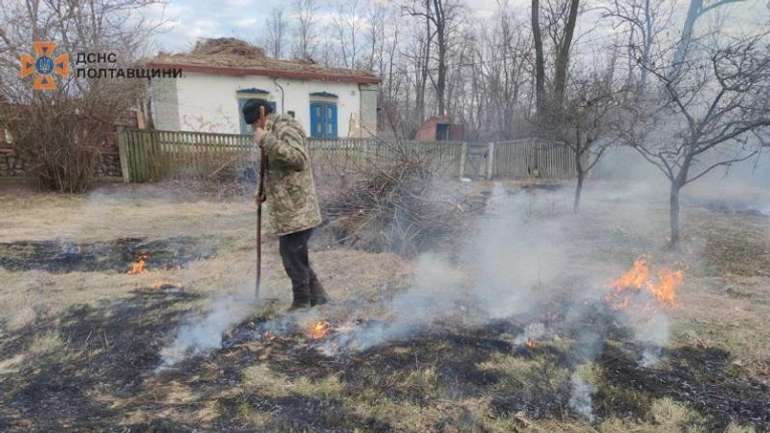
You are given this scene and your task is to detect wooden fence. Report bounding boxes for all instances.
[118,129,252,182]
[117,128,575,183]
[492,139,576,179]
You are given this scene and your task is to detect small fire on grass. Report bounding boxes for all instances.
[525,338,538,349]
[306,321,331,340]
[605,256,683,310]
[128,253,149,274]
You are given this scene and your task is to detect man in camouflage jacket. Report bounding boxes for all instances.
[242,99,329,310]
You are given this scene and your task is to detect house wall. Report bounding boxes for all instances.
[359,84,378,137]
[149,78,180,131]
[158,72,376,136]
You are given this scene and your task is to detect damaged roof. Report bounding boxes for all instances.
[147,38,380,84]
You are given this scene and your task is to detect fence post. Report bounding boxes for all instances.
[117,127,131,183]
[486,142,495,180]
[459,142,467,178]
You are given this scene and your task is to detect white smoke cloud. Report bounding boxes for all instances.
[317,254,464,354]
[158,290,256,368]
[569,368,597,422]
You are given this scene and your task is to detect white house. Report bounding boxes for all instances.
[146,39,379,138]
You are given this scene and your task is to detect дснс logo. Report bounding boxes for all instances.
[19,41,70,90]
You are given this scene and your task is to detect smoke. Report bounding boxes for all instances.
[158,290,257,368]
[321,183,606,354]
[598,143,770,217]
[315,179,689,423]
[149,173,684,413]
[469,184,572,319]
[514,322,547,346]
[569,367,597,422]
[318,254,464,354]
[628,311,670,367]
[320,183,586,355]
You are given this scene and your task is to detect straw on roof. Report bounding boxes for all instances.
[148,38,379,84]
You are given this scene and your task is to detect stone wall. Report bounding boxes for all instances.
[0,150,26,177]
[0,111,136,179]
[0,132,123,179]
[0,149,122,178]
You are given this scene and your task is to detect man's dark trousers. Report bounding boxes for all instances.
[278,227,322,306]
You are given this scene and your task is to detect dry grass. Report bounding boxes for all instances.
[0,183,413,333]
[1,180,768,433]
[0,183,254,243]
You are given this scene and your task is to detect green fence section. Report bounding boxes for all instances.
[117,128,575,183]
[118,129,253,182]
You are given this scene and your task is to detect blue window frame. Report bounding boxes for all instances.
[310,102,337,138]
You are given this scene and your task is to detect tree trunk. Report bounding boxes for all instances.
[574,154,584,213]
[531,0,546,116]
[669,181,681,248]
[437,32,446,116]
[639,0,653,92]
[433,0,447,117]
[417,13,431,125]
[574,172,584,214]
[669,0,702,80]
[553,0,580,108]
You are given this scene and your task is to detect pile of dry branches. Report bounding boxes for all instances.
[323,143,472,256]
[1,98,120,193]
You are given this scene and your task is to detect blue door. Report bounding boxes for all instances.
[310,102,338,138]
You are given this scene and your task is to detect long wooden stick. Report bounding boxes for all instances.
[256,106,268,298]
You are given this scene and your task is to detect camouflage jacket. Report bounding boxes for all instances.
[259,114,322,235]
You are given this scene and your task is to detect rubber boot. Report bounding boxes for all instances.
[309,275,329,306]
[288,284,311,311]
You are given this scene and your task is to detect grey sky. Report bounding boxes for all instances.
[148,0,767,54]
[147,0,502,52]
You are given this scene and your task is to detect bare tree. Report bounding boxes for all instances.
[470,1,531,139]
[532,0,547,116]
[266,6,288,59]
[602,0,676,93]
[402,6,432,128]
[551,0,580,108]
[531,0,582,115]
[293,0,318,60]
[669,0,747,80]
[540,66,625,212]
[405,0,462,117]
[332,0,364,68]
[0,0,161,192]
[364,0,388,71]
[621,35,770,246]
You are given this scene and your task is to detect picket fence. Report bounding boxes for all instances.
[117,128,576,183]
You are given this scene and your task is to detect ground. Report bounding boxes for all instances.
[0,178,768,433]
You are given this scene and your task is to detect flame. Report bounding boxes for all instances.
[307,321,331,340]
[128,254,148,274]
[606,256,683,309]
[650,269,682,306]
[525,338,537,349]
